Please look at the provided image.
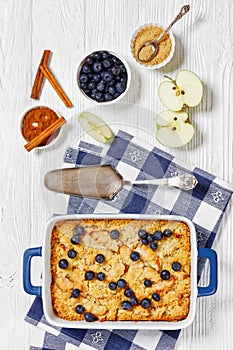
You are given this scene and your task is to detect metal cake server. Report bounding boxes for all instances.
[44,165,198,200]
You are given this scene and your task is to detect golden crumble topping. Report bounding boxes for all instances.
[50,219,190,322]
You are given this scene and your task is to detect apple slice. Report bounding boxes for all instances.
[156,110,194,148]
[158,70,203,111]
[78,111,113,143]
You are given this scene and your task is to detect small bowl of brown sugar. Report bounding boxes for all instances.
[131,23,175,69]
[20,105,62,150]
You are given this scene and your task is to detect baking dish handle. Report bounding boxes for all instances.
[197,247,218,297]
[23,247,42,297]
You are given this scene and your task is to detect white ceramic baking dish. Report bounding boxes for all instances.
[23,214,217,330]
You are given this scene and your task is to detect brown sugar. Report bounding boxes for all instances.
[132,25,172,66]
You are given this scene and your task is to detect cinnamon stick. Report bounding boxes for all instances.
[40,65,73,108]
[24,117,66,152]
[31,50,51,99]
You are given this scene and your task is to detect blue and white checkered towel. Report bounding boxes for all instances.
[25,130,233,350]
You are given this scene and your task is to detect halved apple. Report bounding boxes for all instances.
[78,111,114,143]
[158,70,203,111]
[156,110,194,148]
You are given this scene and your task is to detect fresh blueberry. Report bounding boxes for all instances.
[110,229,120,240]
[95,254,105,263]
[101,51,110,60]
[75,304,84,314]
[113,92,120,99]
[97,82,105,91]
[108,86,116,95]
[112,56,121,65]
[144,279,152,287]
[172,262,181,271]
[93,52,102,61]
[104,93,113,101]
[83,88,90,95]
[80,82,88,90]
[71,234,81,245]
[106,79,115,86]
[121,300,132,310]
[82,64,92,74]
[84,312,95,322]
[124,288,133,297]
[138,229,147,239]
[58,259,68,269]
[102,71,113,82]
[130,296,138,305]
[99,96,104,102]
[130,251,140,261]
[102,59,112,68]
[119,64,126,73]
[115,76,121,81]
[160,270,170,280]
[108,282,117,290]
[88,73,93,79]
[152,293,160,301]
[72,288,81,298]
[85,271,95,280]
[147,234,155,243]
[163,229,172,237]
[75,226,84,235]
[91,88,98,98]
[68,249,77,258]
[111,66,121,75]
[93,62,102,73]
[93,73,101,82]
[97,272,105,281]
[117,279,126,288]
[79,74,89,83]
[150,242,158,251]
[141,238,149,245]
[141,298,151,309]
[85,56,94,65]
[115,82,126,93]
[120,74,127,83]
[153,230,163,240]
[88,81,96,90]
[95,92,103,101]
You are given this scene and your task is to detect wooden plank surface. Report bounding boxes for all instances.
[0,0,232,349]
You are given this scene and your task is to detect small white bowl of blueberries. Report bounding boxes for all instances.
[77,50,131,104]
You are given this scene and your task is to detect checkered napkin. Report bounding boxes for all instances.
[25,130,233,350]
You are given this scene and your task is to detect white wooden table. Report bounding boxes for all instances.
[1,0,232,349]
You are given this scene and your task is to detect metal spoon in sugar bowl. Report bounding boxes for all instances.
[44,164,198,200]
[137,5,190,63]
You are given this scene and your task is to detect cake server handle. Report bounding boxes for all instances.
[123,173,198,191]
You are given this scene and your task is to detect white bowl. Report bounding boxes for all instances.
[77,50,131,105]
[20,105,63,150]
[130,23,175,69]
